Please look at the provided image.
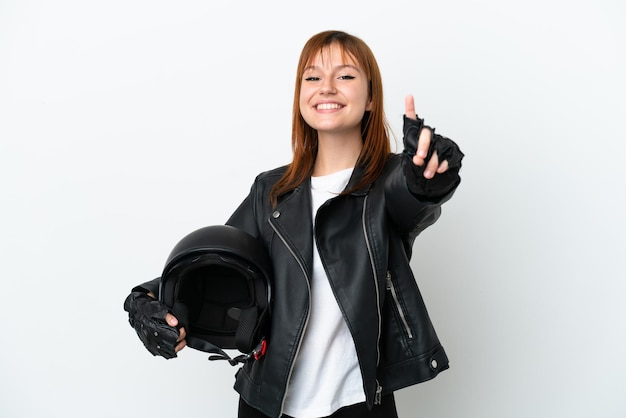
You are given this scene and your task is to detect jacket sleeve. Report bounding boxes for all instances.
[225,178,263,239]
[384,117,463,240]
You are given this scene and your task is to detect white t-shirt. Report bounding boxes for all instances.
[282,168,365,418]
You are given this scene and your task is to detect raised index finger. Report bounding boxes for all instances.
[405,94,417,120]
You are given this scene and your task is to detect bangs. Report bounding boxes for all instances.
[303,45,361,72]
[297,33,373,80]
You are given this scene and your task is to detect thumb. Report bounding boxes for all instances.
[166,313,179,327]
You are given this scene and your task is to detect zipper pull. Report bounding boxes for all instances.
[374,384,383,405]
[385,271,392,289]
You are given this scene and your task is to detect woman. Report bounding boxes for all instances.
[125,30,463,418]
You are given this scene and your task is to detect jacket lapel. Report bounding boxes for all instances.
[269,180,314,276]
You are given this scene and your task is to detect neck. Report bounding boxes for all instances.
[313,131,363,176]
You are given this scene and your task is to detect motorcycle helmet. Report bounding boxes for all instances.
[159,224,272,365]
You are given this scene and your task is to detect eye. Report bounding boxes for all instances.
[338,75,356,80]
[304,76,320,82]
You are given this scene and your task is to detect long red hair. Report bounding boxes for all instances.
[270,30,391,206]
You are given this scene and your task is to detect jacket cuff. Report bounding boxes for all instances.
[403,157,462,202]
[131,277,160,297]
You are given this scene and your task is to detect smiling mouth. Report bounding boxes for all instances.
[316,103,343,110]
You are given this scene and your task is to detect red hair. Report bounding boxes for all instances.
[270,30,391,206]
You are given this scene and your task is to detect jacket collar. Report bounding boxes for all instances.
[344,162,373,196]
[275,160,375,206]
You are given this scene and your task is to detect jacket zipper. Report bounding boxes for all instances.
[361,195,384,405]
[386,271,413,339]
[269,218,312,416]
[374,380,383,405]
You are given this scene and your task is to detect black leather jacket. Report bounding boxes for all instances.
[225,142,461,417]
[133,119,462,418]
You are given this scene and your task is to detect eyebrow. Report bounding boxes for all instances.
[303,64,361,73]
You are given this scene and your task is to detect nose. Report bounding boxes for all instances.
[320,78,336,94]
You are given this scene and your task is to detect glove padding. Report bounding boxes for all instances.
[402,115,464,200]
[402,115,463,169]
[123,291,180,359]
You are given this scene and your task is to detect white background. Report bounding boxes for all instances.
[1,0,625,417]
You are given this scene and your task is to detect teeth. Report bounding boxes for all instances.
[316,103,341,110]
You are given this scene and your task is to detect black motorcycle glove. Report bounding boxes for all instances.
[123,291,179,359]
[402,115,463,200]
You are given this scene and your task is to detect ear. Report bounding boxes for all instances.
[365,98,373,111]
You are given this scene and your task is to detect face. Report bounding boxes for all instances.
[299,44,372,136]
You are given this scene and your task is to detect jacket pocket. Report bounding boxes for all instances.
[385,271,413,340]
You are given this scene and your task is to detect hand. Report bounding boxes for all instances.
[124,291,186,358]
[167,313,187,353]
[147,292,187,353]
[404,94,449,179]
